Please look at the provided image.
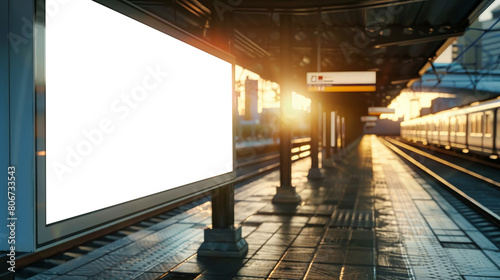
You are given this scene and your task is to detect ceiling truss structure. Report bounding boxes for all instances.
[129,0,494,107]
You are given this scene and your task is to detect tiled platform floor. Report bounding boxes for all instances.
[26,135,500,279]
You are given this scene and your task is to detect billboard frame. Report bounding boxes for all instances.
[30,0,236,251]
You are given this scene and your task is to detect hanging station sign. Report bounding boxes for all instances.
[306,71,376,92]
[368,107,395,116]
[361,116,379,122]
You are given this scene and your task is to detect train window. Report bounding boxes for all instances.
[471,114,477,133]
[498,110,500,137]
[485,113,493,134]
[471,113,483,134]
[450,117,456,132]
[458,115,466,133]
[477,114,483,133]
[441,118,449,132]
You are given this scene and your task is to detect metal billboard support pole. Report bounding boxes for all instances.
[198,184,248,257]
[198,11,247,257]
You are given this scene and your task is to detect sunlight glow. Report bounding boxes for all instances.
[300,145,311,151]
[382,90,457,121]
[235,66,280,116]
[292,92,311,112]
[299,151,311,158]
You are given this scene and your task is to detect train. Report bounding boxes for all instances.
[400,97,500,159]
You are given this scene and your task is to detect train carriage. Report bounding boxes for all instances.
[400,97,500,158]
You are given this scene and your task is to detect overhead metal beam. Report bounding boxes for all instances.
[233,29,272,57]
[371,26,466,48]
[230,0,429,15]
[234,24,465,51]
[176,0,211,18]
[131,0,211,17]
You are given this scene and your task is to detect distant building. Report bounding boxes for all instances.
[363,118,402,136]
[244,78,259,122]
[420,107,431,116]
[431,97,462,113]
[454,5,500,71]
[407,9,500,118]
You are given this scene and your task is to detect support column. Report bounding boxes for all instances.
[341,117,346,157]
[198,184,248,257]
[335,114,340,155]
[273,14,301,204]
[308,17,324,180]
[323,109,335,167]
[308,100,323,179]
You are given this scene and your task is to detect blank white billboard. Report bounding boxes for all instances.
[45,0,233,224]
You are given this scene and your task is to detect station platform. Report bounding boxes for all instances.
[26,135,500,280]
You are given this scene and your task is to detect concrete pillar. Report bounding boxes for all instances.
[325,109,331,158]
[341,117,346,157]
[323,109,335,167]
[272,14,301,204]
[308,21,323,180]
[336,114,341,154]
[308,100,323,179]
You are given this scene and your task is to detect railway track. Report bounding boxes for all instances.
[13,138,313,279]
[379,136,500,248]
[397,137,500,169]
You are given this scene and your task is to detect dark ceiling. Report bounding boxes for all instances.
[129,0,494,107]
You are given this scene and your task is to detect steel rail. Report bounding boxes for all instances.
[385,137,500,190]
[379,137,500,227]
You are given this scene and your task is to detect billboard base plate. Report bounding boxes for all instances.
[197,226,248,258]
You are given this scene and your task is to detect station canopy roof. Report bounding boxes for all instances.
[130,0,494,106]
